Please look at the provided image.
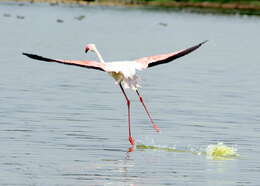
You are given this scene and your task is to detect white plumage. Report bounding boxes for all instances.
[106,61,145,90]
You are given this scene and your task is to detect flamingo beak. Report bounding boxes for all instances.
[85,47,89,53]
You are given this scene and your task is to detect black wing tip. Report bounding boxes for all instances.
[22,52,55,62]
[22,52,34,56]
[199,40,208,46]
[22,52,31,57]
[23,52,40,59]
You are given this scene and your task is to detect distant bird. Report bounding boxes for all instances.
[23,41,207,145]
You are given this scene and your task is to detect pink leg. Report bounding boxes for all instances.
[119,83,135,145]
[136,90,160,133]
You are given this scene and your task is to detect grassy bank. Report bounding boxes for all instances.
[127,0,260,15]
[116,0,260,15]
[3,0,260,15]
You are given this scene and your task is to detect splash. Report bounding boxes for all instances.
[206,142,239,160]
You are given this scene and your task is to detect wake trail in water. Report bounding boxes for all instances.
[136,140,239,160]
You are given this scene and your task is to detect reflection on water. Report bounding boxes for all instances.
[1,1,260,185]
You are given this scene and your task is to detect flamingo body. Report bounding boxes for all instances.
[23,41,207,146]
[106,61,145,89]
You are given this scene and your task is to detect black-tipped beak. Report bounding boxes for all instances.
[85,48,89,53]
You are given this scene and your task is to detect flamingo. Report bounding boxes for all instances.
[23,41,207,146]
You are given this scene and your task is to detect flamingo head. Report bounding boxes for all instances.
[85,44,96,53]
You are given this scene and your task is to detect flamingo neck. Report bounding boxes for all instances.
[94,48,105,63]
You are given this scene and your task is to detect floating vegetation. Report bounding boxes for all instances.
[74,15,85,21]
[158,22,168,27]
[56,19,64,23]
[16,15,25,19]
[3,13,11,17]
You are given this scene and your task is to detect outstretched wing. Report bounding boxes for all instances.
[23,53,106,71]
[135,41,207,68]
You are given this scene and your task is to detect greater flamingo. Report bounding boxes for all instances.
[23,41,207,145]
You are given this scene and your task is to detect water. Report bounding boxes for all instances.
[1,2,260,185]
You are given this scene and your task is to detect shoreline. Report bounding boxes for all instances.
[2,0,260,15]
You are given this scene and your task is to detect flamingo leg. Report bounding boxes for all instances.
[136,89,160,133]
[119,83,135,145]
